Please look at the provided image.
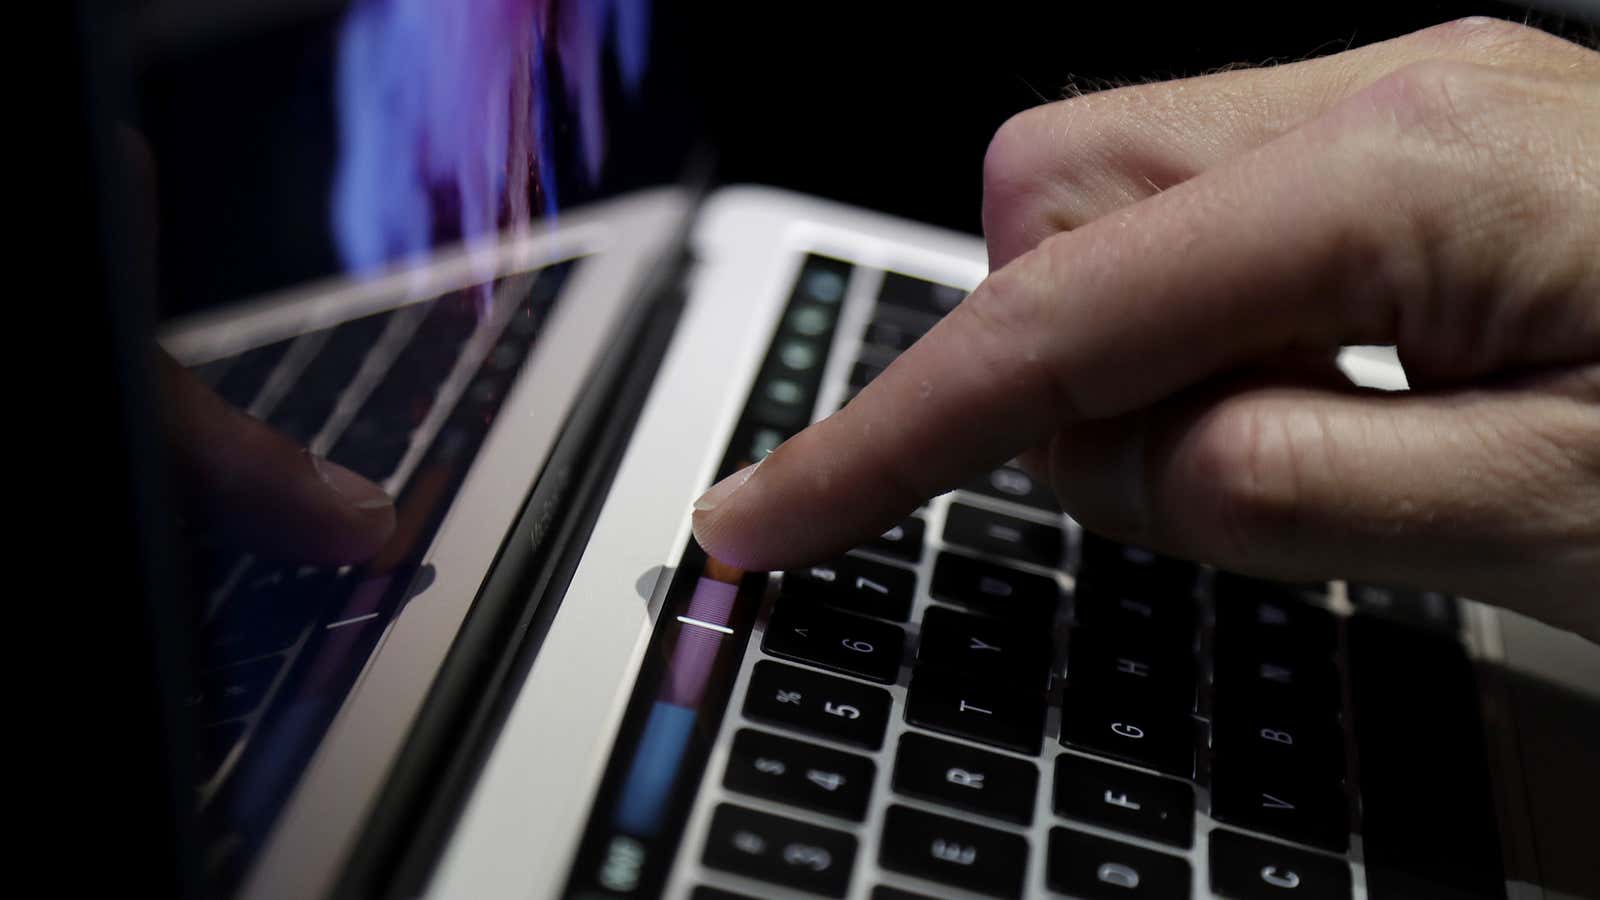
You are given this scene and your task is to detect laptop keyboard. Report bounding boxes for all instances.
[660,261,1504,900]
[181,260,576,887]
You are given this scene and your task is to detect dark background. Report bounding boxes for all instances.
[135,0,1595,318]
[665,0,1583,231]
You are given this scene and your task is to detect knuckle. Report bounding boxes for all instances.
[982,107,1077,258]
[1332,56,1598,377]
[1361,59,1503,145]
[1412,16,1548,52]
[1410,15,1596,69]
[982,108,1050,201]
[983,95,1141,257]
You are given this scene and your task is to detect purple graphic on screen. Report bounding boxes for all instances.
[662,577,740,707]
[332,0,650,275]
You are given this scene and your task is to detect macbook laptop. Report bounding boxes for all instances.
[76,0,1600,898]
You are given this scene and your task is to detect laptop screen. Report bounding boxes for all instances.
[99,1,674,894]
[138,0,654,319]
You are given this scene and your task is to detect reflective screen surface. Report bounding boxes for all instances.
[112,1,656,893]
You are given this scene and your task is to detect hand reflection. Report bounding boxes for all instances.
[119,123,397,566]
[160,348,396,565]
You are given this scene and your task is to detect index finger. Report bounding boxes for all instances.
[689,63,1588,570]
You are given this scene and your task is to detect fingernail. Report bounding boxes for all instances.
[693,462,759,513]
[312,454,394,511]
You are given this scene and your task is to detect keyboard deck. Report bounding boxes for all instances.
[653,260,1503,900]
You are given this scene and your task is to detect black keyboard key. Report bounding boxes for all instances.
[1066,629,1196,712]
[870,887,937,900]
[879,804,1027,899]
[917,606,1052,686]
[892,733,1039,825]
[905,668,1045,755]
[191,655,283,724]
[1212,702,1345,781]
[703,803,856,898]
[1070,577,1196,645]
[1214,574,1336,657]
[690,887,757,900]
[878,272,967,320]
[1215,570,1328,598]
[943,503,1064,569]
[724,729,875,822]
[1209,761,1348,852]
[863,316,923,353]
[865,516,924,563]
[1046,826,1191,899]
[784,556,914,622]
[1053,753,1194,848]
[1209,829,1350,900]
[1348,583,1460,633]
[1058,689,1194,777]
[745,661,892,750]
[930,552,1059,624]
[1077,534,1196,596]
[195,721,245,784]
[1349,616,1504,898]
[1213,649,1340,714]
[213,339,292,410]
[764,602,905,683]
[964,466,1060,511]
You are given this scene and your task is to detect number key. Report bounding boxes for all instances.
[964,466,1060,511]
[944,503,1065,569]
[784,555,915,622]
[703,803,857,898]
[764,601,905,683]
[725,729,875,821]
[866,516,925,563]
[744,661,892,750]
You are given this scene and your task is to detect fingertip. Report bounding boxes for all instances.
[345,498,398,561]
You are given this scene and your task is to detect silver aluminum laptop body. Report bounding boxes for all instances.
[420,187,1600,900]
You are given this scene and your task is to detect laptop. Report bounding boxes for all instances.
[73,0,1599,898]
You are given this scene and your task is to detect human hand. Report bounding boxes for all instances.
[693,18,1600,642]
